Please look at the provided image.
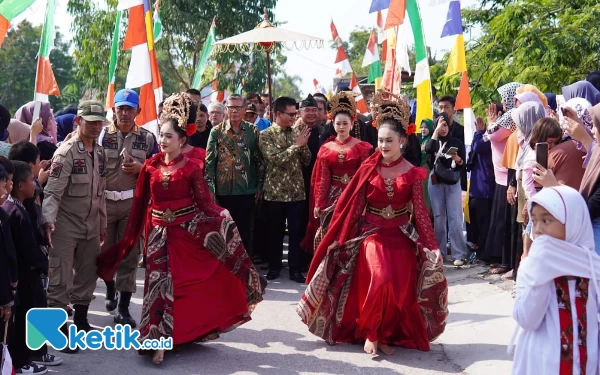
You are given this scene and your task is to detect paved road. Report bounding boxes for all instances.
[46,265,515,375]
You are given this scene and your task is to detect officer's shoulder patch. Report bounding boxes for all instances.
[49,162,63,178]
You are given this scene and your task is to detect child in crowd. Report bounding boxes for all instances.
[2,161,62,374]
[511,185,600,374]
[0,165,16,340]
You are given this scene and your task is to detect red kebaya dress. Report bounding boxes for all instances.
[298,152,448,348]
[184,146,206,163]
[302,137,372,253]
[97,153,265,346]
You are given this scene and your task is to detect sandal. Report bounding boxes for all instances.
[501,269,514,280]
[489,266,510,275]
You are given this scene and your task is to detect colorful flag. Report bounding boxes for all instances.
[441,0,474,143]
[119,0,163,135]
[406,0,432,129]
[313,79,327,95]
[376,10,387,44]
[106,10,123,110]
[34,0,60,101]
[330,20,352,76]
[152,0,162,42]
[350,73,368,114]
[362,29,382,89]
[384,0,406,30]
[381,28,401,95]
[0,0,36,48]
[192,18,216,90]
[369,0,391,13]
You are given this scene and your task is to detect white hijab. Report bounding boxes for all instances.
[510,186,600,375]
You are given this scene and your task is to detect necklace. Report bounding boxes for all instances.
[160,153,184,190]
[161,172,171,189]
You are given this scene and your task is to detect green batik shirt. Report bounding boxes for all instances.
[259,123,312,202]
[205,120,265,196]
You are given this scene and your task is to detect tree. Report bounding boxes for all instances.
[67,0,286,101]
[0,21,79,114]
[459,0,600,113]
[272,73,303,99]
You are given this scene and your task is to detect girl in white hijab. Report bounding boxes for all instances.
[511,185,600,375]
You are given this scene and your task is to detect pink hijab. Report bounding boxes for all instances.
[14,101,57,144]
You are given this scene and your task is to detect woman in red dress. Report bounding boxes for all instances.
[303,92,372,253]
[298,90,448,357]
[97,94,265,365]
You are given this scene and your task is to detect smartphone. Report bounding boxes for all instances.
[446,146,459,155]
[536,142,549,169]
[120,148,131,162]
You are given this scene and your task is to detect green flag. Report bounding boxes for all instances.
[106,9,122,109]
[192,18,216,90]
[0,0,36,47]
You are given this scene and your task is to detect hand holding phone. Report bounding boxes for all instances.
[445,146,459,156]
[120,148,132,162]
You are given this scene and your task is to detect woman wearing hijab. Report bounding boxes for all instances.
[545,93,558,112]
[510,186,600,375]
[418,119,434,210]
[14,102,57,144]
[562,80,600,106]
[480,83,521,270]
[579,103,600,255]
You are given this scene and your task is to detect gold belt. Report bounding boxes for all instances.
[151,205,195,223]
[331,173,353,184]
[366,205,408,219]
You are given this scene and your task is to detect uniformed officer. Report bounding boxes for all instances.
[100,89,156,327]
[42,100,108,333]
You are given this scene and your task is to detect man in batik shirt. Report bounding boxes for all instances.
[259,96,311,283]
[205,94,264,253]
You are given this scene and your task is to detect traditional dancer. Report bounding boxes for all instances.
[97,93,266,365]
[302,92,372,253]
[298,90,448,357]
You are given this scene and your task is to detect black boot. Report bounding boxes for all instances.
[73,304,94,332]
[105,280,118,315]
[114,291,137,328]
[59,323,79,353]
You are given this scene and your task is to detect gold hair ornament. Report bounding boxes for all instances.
[329,91,357,120]
[371,88,411,130]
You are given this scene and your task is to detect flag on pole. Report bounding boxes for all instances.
[362,29,383,89]
[381,28,401,95]
[106,10,123,110]
[441,0,474,143]
[330,20,352,76]
[384,0,406,30]
[152,0,162,42]
[119,0,163,135]
[376,10,387,45]
[350,73,368,114]
[0,0,36,48]
[369,0,391,13]
[34,0,60,102]
[192,18,216,90]
[1,342,15,375]
[313,79,326,95]
[406,0,432,129]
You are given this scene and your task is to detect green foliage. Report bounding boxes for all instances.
[0,21,79,114]
[67,0,284,100]
[459,0,600,114]
[272,73,303,99]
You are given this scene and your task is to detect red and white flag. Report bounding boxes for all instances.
[330,20,352,76]
[118,0,163,136]
[350,73,368,114]
[1,344,15,375]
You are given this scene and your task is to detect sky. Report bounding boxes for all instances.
[18,0,478,97]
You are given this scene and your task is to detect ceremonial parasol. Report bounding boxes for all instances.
[213,9,324,120]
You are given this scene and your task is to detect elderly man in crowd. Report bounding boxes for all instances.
[208,101,226,127]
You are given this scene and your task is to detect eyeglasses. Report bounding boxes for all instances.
[226,106,244,111]
[283,112,297,117]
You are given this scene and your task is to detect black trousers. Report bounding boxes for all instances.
[217,194,255,254]
[265,200,306,273]
[468,197,493,250]
[9,271,47,368]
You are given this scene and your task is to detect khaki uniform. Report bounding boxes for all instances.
[43,134,107,309]
[100,124,155,292]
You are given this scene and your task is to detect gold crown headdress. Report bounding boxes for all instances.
[329,91,357,120]
[159,93,197,136]
[371,88,411,130]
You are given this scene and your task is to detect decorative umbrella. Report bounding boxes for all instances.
[213,9,324,120]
